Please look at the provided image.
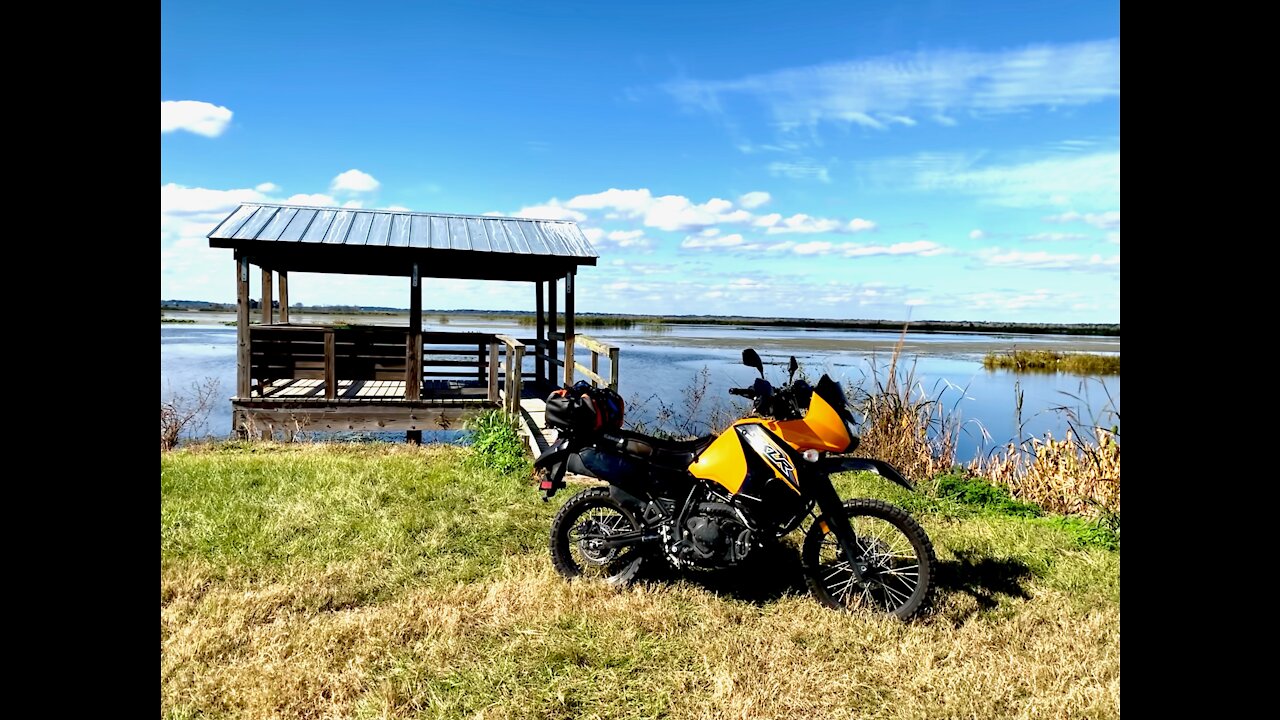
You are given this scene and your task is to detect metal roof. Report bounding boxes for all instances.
[208,203,598,258]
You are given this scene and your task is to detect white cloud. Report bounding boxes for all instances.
[981,248,1120,271]
[1044,210,1120,230]
[160,183,265,216]
[595,229,654,250]
[512,204,587,222]
[382,205,411,211]
[739,191,771,209]
[1024,232,1090,242]
[564,188,754,231]
[969,229,986,240]
[1106,231,1120,245]
[664,39,1119,129]
[284,193,340,207]
[255,182,280,193]
[764,213,841,234]
[161,100,233,137]
[768,160,831,183]
[330,169,381,193]
[790,241,834,255]
[763,214,878,235]
[682,233,745,249]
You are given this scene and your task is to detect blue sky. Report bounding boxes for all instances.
[161,0,1119,322]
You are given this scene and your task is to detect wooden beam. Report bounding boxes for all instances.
[324,329,336,400]
[488,342,500,402]
[261,266,274,324]
[278,271,289,324]
[535,281,545,386]
[406,263,422,402]
[608,346,620,392]
[548,278,558,388]
[236,256,251,399]
[563,270,575,387]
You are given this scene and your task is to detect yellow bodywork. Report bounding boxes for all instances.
[688,393,852,493]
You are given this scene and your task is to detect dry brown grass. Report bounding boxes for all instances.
[162,556,1118,720]
[162,445,1119,719]
[970,427,1121,516]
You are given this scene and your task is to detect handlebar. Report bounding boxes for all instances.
[728,387,753,397]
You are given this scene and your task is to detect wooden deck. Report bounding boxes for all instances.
[255,378,489,403]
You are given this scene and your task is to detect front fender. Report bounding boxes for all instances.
[823,456,914,491]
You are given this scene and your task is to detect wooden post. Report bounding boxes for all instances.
[535,281,545,386]
[261,267,274,324]
[512,344,525,412]
[504,343,514,413]
[324,329,336,400]
[591,349,599,387]
[278,271,289,324]
[563,270,575,387]
[406,264,422,444]
[548,278,558,387]
[608,346,620,392]
[477,343,486,384]
[236,256,250,399]
[488,341,499,402]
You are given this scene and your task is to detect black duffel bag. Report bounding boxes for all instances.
[545,381,625,435]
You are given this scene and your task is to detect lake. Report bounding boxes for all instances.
[161,314,1119,461]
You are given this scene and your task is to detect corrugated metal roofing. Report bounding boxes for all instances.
[208,203,598,258]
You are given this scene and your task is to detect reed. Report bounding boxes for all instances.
[982,350,1120,375]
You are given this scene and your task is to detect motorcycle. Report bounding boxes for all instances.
[533,349,936,619]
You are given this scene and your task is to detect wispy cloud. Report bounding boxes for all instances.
[913,152,1119,208]
[161,100,233,137]
[664,39,1119,130]
[768,160,831,183]
[980,248,1120,271]
[1044,210,1120,230]
[1024,232,1091,242]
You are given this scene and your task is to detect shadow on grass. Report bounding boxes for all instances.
[637,542,809,605]
[932,550,1034,624]
[634,545,1034,619]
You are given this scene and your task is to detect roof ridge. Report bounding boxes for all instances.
[235,202,577,225]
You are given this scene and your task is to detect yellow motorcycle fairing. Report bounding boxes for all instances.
[688,393,853,494]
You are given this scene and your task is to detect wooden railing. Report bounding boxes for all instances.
[494,335,525,413]
[569,333,620,390]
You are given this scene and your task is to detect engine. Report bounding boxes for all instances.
[667,502,754,569]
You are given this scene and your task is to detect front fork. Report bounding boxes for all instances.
[805,472,866,584]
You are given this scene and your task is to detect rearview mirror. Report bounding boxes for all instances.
[742,348,765,378]
[788,356,799,381]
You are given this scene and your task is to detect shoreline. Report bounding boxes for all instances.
[160,306,1120,337]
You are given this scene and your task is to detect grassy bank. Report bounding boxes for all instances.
[161,443,1119,719]
[983,350,1120,375]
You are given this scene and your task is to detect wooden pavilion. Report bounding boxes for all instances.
[207,202,620,445]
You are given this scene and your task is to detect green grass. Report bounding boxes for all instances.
[162,444,1119,719]
[161,317,197,324]
[982,349,1120,374]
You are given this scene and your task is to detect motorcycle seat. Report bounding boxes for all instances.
[597,430,714,468]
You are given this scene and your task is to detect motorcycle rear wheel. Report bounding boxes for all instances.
[802,498,936,620]
[550,487,645,586]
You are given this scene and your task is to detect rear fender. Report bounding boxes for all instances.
[823,457,914,491]
[534,438,573,501]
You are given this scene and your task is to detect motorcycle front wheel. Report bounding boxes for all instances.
[802,498,936,620]
[549,487,645,586]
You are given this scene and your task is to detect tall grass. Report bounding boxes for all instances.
[847,329,1119,523]
[845,328,964,483]
[983,349,1120,375]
